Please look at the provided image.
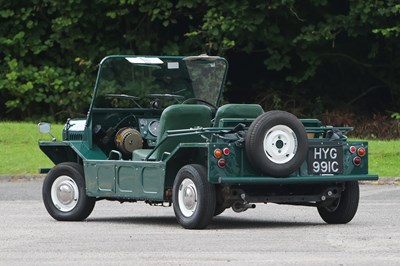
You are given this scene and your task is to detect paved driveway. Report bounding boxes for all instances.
[0,180,399,265]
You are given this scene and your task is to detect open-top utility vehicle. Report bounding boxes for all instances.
[39,55,378,229]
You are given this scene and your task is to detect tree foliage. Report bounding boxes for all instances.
[0,0,399,121]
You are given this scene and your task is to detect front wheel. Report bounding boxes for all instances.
[42,162,96,221]
[318,181,359,224]
[172,164,216,229]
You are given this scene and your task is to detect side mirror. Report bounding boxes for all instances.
[38,122,56,141]
[38,122,51,134]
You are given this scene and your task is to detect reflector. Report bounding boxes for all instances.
[357,147,366,157]
[214,149,222,158]
[353,156,362,166]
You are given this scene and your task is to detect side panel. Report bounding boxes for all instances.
[97,164,115,192]
[84,160,165,200]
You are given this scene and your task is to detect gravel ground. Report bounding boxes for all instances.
[0,174,46,183]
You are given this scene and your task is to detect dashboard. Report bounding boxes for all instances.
[138,118,160,147]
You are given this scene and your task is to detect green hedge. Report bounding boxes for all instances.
[1,1,399,121]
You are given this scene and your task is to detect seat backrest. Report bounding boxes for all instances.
[153,104,212,160]
[213,104,264,127]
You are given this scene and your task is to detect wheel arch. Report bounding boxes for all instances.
[39,142,83,165]
[164,146,208,189]
[39,141,107,165]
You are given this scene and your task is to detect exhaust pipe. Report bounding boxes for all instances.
[232,201,256,213]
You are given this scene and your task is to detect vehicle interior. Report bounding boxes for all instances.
[88,56,228,160]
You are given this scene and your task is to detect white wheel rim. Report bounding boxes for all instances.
[178,178,198,217]
[263,125,298,164]
[51,175,79,212]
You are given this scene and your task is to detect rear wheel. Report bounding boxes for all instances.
[172,164,216,229]
[318,181,359,224]
[42,162,96,221]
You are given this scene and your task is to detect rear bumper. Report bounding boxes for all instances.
[217,174,379,185]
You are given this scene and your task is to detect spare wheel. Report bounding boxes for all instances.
[245,110,308,177]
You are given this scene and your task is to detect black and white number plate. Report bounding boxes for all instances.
[308,143,343,174]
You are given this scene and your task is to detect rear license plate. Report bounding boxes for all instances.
[308,143,343,174]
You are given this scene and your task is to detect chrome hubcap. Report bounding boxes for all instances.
[178,178,198,217]
[57,182,75,205]
[51,175,79,212]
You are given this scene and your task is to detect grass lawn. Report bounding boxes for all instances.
[0,122,63,175]
[0,122,398,177]
[368,140,400,177]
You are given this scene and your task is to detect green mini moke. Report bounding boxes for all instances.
[38,55,378,229]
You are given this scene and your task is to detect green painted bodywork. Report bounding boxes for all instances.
[84,159,165,200]
[207,140,375,184]
[39,55,378,203]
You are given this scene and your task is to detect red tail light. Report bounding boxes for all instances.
[223,148,230,156]
[349,146,356,153]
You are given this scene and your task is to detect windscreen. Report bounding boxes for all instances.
[93,56,227,109]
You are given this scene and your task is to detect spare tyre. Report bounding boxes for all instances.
[245,110,308,177]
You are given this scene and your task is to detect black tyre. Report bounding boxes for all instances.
[42,162,96,221]
[214,204,226,217]
[214,185,226,216]
[172,164,216,229]
[318,181,359,224]
[245,110,308,177]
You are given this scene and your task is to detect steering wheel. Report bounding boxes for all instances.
[147,94,185,109]
[147,94,185,101]
[182,98,217,111]
[104,94,142,108]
